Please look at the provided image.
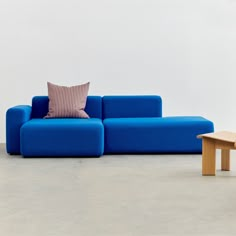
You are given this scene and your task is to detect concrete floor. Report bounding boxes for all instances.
[1,144,236,236]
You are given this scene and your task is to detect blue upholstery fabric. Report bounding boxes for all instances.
[6,96,103,156]
[102,95,162,119]
[6,94,214,157]
[6,105,32,154]
[32,96,102,119]
[103,116,214,154]
[20,118,104,157]
[31,96,48,118]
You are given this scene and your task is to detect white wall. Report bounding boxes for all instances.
[1,0,236,142]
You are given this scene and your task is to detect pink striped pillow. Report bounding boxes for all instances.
[44,82,90,118]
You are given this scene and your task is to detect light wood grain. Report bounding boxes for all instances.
[198,131,236,175]
[221,149,230,171]
[202,137,216,176]
[215,140,236,150]
[198,131,236,147]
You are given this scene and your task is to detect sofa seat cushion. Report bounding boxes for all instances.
[103,116,214,154]
[20,118,104,157]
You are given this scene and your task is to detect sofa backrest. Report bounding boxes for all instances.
[31,96,103,119]
[102,95,162,119]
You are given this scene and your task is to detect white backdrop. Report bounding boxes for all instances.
[0,0,236,142]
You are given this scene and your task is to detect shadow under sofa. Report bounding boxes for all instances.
[6,95,214,157]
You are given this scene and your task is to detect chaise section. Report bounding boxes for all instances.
[103,116,214,154]
[20,118,104,157]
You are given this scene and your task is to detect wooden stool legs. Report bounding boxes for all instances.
[221,149,230,171]
[202,138,216,176]
[202,138,231,175]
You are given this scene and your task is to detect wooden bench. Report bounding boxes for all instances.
[197,131,236,176]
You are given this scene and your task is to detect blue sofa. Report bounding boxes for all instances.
[6,95,214,157]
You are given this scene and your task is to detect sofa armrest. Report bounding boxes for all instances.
[6,105,32,154]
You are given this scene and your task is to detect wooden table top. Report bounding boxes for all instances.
[197,131,236,144]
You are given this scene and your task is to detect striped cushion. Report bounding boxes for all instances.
[44,82,90,118]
